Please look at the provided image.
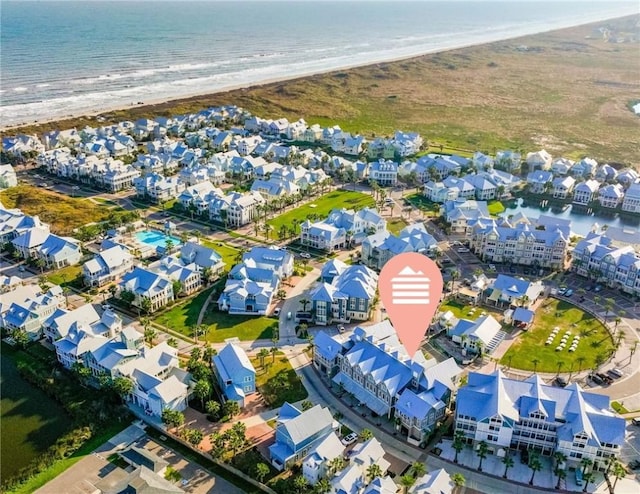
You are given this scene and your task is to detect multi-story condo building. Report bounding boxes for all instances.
[598,184,625,209]
[455,371,625,471]
[314,322,461,444]
[119,267,175,313]
[361,223,437,271]
[309,264,378,325]
[467,216,569,269]
[369,159,398,186]
[300,207,385,251]
[572,232,640,296]
[551,176,576,199]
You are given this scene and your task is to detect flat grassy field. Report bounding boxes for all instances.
[201,312,276,343]
[46,265,83,287]
[200,239,241,272]
[251,351,308,407]
[154,287,215,332]
[487,200,506,216]
[439,299,496,321]
[501,299,614,373]
[267,190,375,232]
[386,218,408,235]
[0,185,121,235]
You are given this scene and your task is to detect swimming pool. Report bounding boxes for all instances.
[135,230,182,249]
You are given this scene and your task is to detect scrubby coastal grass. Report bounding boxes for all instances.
[5,18,637,165]
[251,351,308,407]
[6,17,637,164]
[267,190,375,233]
[0,185,128,235]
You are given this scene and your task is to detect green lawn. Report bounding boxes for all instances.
[46,265,83,287]
[251,351,308,407]
[501,299,615,373]
[404,193,440,213]
[154,287,215,331]
[267,190,375,233]
[201,312,277,343]
[439,299,484,321]
[387,218,408,235]
[6,422,127,494]
[200,240,241,272]
[487,200,505,216]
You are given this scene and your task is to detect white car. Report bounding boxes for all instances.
[488,264,496,271]
[457,247,470,253]
[273,308,281,317]
[299,252,311,259]
[341,432,358,445]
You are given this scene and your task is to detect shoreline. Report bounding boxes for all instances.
[1,11,637,135]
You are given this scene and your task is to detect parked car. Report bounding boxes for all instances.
[457,247,470,253]
[341,432,358,446]
[338,325,345,333]
[594,285,603,292]
[554,376,568,388]
[586,285,594,291]
[631,418,640,426]
[596,372,613,384]
[558,287,567,295]
[488,264,496,271]
[575,468,583,486]
[608,368,624,379]
[589,373,604,385]
[299,252,311,259]
[564,289,574,297]
[509,266,517,273]
[273,308,281,317]
[523,267,531,275]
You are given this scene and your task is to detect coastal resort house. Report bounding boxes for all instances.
[302,432,345,485]
[212,342,256,408]
[308,264,378,325]
[314,321,462,444]
[455,370,626,470]
[94,465,185,494]
[330,437,392,493]
[485,274,545,308]
[269,402,338,471]
[82,244,135,287]
[409,469,456,494]
[447,314,506,356]
[217,247,293,315]
[118,266,175,313]
[361,222,437,271]
[503,307,536,329]
[441,200,491,234]
[300,207,386,251]
[573,179,600,205]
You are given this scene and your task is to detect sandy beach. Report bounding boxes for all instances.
[3,14,639,163]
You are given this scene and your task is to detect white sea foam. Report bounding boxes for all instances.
[1,2,636,128]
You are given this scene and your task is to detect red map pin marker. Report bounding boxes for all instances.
[378,252,444,358]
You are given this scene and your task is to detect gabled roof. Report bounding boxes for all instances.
[212,343,256,382]
[279,404,333,446]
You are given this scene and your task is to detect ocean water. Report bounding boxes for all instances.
[1,1,637,127]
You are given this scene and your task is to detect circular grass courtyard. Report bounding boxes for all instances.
[500,298,615,373]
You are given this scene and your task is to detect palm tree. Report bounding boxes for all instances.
[553,451,567,469]
[554,466,567,489]
[612,461,627,489]
[452,430,466,464]
[556,360,564,377]
[257,348,269,368]
[193,379,211,409]
[582,472,594,492]
[502,452,514,478]
[399,474,416,494]
[476,440,489,471]
[315,478,331,494]
[411,461,426,478]
[366,464,383,483]
[576,355,587,372]
[532,358,540,374]
[299,298,310,312]
[144,326,157,346]
[580,457,593,475]
[451,473,465,493]
[359,429,373,441]
[254,463,270,483]
[528,452,543,485]
[329,456,345,475]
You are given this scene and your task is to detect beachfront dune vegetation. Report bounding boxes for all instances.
[4,17,639,165]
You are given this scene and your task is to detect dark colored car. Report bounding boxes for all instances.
[510,266,517,273]
[596,372,613,384]
[555,376,568,388]
[631,418,640,426]
[589,373,604,385]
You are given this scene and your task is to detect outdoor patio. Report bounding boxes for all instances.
[436,438,608,493]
